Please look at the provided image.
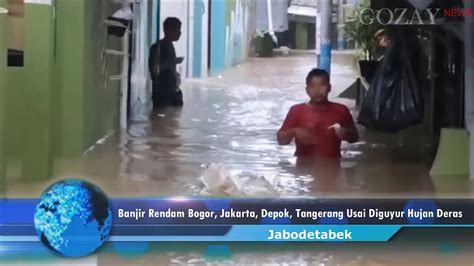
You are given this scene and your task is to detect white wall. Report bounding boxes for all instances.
[129,0,153,122]
[159,0,189,78]
[187,0,195,78]
[201,0,210,78]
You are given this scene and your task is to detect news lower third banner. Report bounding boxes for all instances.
[1,198,474,242]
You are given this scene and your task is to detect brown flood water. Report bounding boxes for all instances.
[4,55,474,265]
[6,55,472,198]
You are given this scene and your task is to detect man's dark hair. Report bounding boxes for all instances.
[163,17,181,31]
[306,68,330,85]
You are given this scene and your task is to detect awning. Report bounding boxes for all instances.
[288,4,338,24]
[287,5,316,18]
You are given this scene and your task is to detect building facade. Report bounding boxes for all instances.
[0,0,256,184]
[157,0,255,78]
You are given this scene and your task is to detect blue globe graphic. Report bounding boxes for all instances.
[34,179,112,257]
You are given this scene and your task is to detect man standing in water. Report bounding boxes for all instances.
[149,17,184,108]
[277,68,359,158]
[277,68,359,193]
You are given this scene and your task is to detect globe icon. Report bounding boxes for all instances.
[34,179,112,257]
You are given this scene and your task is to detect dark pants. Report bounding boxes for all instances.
[152,70,183,108]
[153,89,183,108]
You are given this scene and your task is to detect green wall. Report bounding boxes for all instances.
[210,0,251,74]
[22,3,55,181]
[55,0,86,156]
[56,0,120,156]
[83,0,104,150]
[0,0,7,194]
[4,0,121,182]
[82,0,120,150]
[5,68,24,158]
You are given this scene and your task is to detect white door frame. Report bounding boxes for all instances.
[201,0,209,77]
[187,0,195,78]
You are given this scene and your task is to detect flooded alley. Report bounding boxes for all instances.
[6,54,471,198]
[3,0,474,265]
[4,55,474,266]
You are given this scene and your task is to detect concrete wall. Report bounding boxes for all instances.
[3,1,54,181]
[4,0,121,181]
[225,0,252,67]
[83,0,120,149]
[158,0,253,77]
[210,0,253,76]
[0,0,7,194]
[159,0,189,78]
[191,0,209,78]
[6,0,23,51]
[210,0,226,75]
[129,0,154,122]
[5,68,23,158]
[56,0,120,156]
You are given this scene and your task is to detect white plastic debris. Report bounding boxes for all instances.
[199,163,279,196]
[328,123,341,130]
[280,46,290,56]
[199,163,240,196]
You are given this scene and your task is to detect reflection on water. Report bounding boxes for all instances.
[5,56,472,198]
[96,240,473,266]
[112,56,438,198]
[3,56,474,265]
